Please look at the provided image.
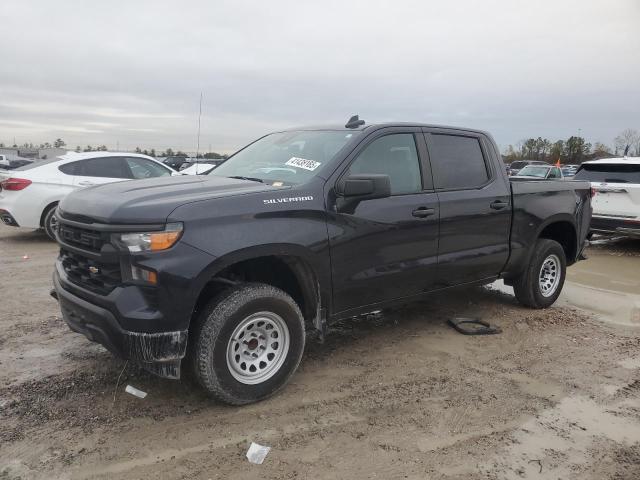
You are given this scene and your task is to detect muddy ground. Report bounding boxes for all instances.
[0,224,639,479]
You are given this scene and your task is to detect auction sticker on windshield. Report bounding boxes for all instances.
[285,157,321,171]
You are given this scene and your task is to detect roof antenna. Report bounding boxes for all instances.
[345,115,365,129]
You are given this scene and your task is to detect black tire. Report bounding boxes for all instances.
[513,239,566,309]
[191,283,305,405]
[43,205,59,241]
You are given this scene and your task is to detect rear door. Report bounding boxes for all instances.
[71,156,132,187]
[424,128,511,287]
[574,163,640,219]
[327,128,440,313]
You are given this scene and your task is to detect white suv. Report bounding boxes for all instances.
[573,158,640,238]
[0,152,178,239]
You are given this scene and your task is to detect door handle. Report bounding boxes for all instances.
[78,181,96,186]
[490,200,508,210]
[412,207,435,218]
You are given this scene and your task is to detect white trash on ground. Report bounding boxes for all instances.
[246,442,271,464]
[125,385,147,399]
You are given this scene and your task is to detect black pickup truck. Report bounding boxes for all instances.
[52,117,592,404]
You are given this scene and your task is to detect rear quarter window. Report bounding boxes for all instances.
[58,162,78,175]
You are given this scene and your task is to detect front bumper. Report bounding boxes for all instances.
[591,216,640,238]
[53,269,187,379]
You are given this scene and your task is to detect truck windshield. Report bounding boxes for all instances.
[517,166,549,178]
[573,163,640,183]
[209,131,354,185]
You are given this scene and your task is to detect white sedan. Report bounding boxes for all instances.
[0,152,178,239]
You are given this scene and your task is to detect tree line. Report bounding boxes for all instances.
[503,128,639,164]
[0,138,227,159]
[0,138,68,149]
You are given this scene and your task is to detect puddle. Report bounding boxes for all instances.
[490,252,640,327]
[618,357,640,370]
[482,395,640,479]
[602,384,621,395]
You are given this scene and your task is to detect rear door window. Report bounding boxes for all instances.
[428,134,489,190]
[76,157,132,178]
[574,164,640,183]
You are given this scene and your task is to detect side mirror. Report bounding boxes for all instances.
[337,174,391,200]
[336,174,391,213]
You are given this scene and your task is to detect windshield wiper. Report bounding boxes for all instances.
[227,176,264,183]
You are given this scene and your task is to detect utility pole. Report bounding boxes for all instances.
[195,92,203,161]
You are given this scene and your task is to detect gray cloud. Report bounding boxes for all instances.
[0,0,638,153]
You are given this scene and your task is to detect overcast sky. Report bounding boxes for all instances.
[0,0,638,153]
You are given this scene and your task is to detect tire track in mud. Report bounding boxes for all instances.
[79,411,365,478]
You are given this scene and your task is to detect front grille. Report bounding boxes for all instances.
[60,249,122,295]
[57,223,105,252]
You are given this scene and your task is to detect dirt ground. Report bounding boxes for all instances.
[1,224,639,480]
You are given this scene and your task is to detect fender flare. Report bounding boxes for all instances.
[189,243,331,323]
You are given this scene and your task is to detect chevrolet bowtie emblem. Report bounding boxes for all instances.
[88,266,100,274]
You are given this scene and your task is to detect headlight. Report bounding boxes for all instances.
[113,222,183,252]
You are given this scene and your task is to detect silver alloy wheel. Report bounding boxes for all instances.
[49,213,58,232]
[538,254,561,297]
[226,311,290,385]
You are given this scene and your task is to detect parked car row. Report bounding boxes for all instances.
[506,162,578,180]
[511,164,564,180]
[561,164,579,177]
[0,154,34,170]
[178,158,226,175]
[507,160,549,176]
[1,144,637,245]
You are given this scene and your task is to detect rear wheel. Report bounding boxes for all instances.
[513,239,566,309]
[192,283,305,405]
[43,205,59,241]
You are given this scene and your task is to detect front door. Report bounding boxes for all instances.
[327,129,440,314]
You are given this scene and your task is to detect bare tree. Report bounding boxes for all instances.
[614,128,639,156]
[592,142,612,158]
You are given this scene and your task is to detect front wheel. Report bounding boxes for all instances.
[191,283,305,405]
[513,239,567,309]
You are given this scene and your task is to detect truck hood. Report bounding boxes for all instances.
[59,175,283,224]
